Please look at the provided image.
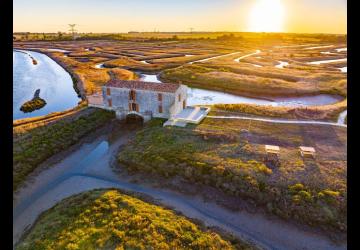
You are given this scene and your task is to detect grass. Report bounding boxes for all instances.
[159,63,346,98]
[16,189,253,250]
[212,98,347,121]
[14,38,346,102]
[13,108,115,191]
[118,118,347,237]
[13,101,88,127]
[110,68,138,80]
[14,32,346,43]
[103,56,176,72]
[57,55,112,95]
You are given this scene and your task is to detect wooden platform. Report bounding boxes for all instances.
[299,146,316,157]
[265,145,280,154]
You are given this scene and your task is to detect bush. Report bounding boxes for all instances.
[20,97,46,113]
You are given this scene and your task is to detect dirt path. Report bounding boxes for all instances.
[188,51,242,64]
[207,115,347,127]
[234,50,261,63]
[13,124,346,250]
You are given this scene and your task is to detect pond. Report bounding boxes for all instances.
[13,50,81,120]
[275,61,289,68]
[27,48,70,53]
[138,73,343,107]
[94,63,105,68]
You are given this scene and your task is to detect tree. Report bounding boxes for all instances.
[58,31,63,39]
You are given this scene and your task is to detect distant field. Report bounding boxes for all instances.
[13,33,347,114]
[118,118,347,237]
[14,31,346,43]
[159,43,347,98]
[16,189,250,250]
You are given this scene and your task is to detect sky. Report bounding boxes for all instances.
[13,0,347,34]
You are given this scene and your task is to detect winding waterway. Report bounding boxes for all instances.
[139,73,343,107]
[13,50,81,120]
[17,48,341,122]
[234,50,261,63]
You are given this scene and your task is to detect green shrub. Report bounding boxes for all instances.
[289,183,305,192]
[117,120,346,234]
[16,189,243,250]
[20,97,46,113]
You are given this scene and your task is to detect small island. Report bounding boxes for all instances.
[20,89,46,113]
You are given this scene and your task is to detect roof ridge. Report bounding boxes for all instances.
[105,79,181,93]
[108,79,179,84]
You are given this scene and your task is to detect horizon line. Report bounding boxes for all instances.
[13,31,347,35]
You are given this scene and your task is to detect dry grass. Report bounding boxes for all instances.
[160,57,346,97]
[14,37,346,109]
[118,118,347,236]
[109,68,138,80]
[213,98,347,121]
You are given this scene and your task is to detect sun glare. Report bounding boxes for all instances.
[248,0,285,32]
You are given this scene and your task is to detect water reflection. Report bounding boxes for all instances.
[139,73,343,107]
[13,50,81,120]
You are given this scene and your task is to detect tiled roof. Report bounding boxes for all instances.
[105,79,180,93]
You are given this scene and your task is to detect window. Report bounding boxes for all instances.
[178,94,181,102]
[108,99,112,107]
[183,100,186,109]
[129,90,136,101]
[106,87,111,96]
[158,93,162,101]
[158,105,163,113]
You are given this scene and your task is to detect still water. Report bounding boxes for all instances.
[13,50,81,120]
[139,73,343,107]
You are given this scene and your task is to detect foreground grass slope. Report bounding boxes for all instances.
[118,119,347,237]
[13,108,115,191]
[16,189,250,250]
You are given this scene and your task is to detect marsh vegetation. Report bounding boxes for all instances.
[118,118,347,238]
[13,108,115,190]
[20,97,46,113]
[16,189,251,250]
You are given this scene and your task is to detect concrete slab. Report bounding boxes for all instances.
[164,106,210,127]
[172,106,210,124]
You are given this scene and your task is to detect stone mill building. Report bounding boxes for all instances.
[101,79,188,121]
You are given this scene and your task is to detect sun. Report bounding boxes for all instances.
[248,0,285,32]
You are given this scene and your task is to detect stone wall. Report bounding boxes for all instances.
[102,85,187,119]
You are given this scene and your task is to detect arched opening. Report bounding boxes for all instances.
[126,113,144,124]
